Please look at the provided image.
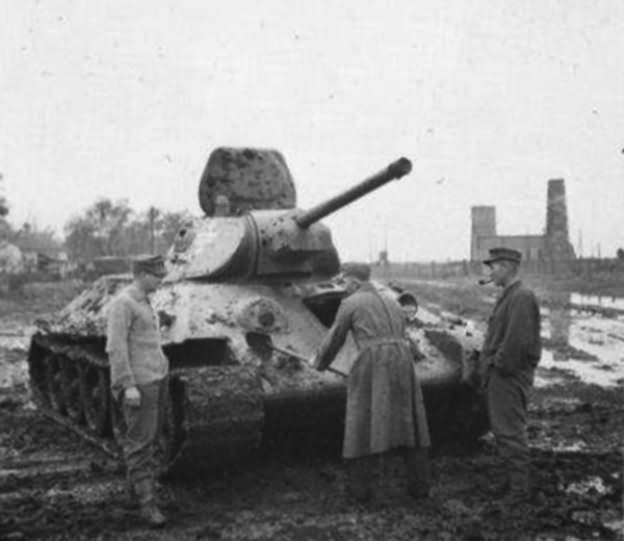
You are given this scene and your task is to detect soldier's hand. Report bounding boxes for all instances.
[124,386,141,408]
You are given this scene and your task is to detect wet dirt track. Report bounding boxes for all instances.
[1,281,623,540]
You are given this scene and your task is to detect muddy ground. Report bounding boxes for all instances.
[1,279,623,541]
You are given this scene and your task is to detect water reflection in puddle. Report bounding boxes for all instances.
[0,326,35,389]
[0,359,28,389]
[539,293,624,387]
[570,293,624,311]
[563,476,612,496]
[0,325,36,350]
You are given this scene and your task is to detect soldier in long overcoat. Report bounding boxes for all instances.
[313,263,431,502]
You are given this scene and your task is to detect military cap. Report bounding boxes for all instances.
[132,254,167,277]
[483,247,522,265]
[341,262,371,281]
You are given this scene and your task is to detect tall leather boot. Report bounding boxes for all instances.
[122,469,138,507]
[483,461,510,499]
[134,478,167,528]
[405,446,430,499]
[346,456,376,503]
[500,469,530,507]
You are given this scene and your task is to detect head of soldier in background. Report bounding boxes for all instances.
[214,194,231,217]
[0,220,11,247]
[483,247,521,288]
[340,263,371,295]
[398,291,419,321]
[132,254,167,293]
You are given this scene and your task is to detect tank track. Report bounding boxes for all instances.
[27,325,489,471]
[27,333,265,474]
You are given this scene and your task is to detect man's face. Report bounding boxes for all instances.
[487,260,513,287]
[401,301,418,321]
[342,275,361,295]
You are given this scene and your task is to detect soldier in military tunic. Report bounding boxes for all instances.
[480,247,541,506]
[313,263,431,502]
[106,255,169,527]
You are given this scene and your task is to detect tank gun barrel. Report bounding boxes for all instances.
[295,157,412,229]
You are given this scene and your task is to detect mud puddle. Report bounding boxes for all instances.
[540,295,624,386]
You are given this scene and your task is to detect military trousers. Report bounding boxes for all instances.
[485,367,531,494]
[347,446,430,501]
[120,378,168,504]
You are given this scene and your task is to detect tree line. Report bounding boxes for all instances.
[64,198,193,261]
[2,197,193,262]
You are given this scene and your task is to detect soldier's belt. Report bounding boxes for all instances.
[356,337,409,351]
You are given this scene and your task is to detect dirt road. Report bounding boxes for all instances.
[1,280,622,540]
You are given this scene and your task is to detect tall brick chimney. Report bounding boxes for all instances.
[470,206,496,261]
[545,179,575,259]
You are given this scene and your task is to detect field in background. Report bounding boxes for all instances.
[0,280,86,320]
[375,260,624,299]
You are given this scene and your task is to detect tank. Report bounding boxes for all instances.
[27,148,487,472]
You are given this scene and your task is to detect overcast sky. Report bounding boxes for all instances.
[1,0,623,261]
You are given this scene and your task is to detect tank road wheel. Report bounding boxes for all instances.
[45,354,66,414]
[60,358,84,424]
[79,364,110,436]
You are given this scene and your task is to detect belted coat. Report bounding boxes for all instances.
[316,282,430,458]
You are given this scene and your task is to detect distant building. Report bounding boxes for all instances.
[470,179,575,262]
[0,240,24,275]
[378,250,389,266]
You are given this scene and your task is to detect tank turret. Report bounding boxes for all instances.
[198,147,296,216]
[168,155,411,281]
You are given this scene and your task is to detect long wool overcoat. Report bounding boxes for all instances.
[316,282,431,459]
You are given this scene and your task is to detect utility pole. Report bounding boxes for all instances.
[578,229,583,258]
[383,220,388,263]
[0,173,8,218]
[148,206,157,253]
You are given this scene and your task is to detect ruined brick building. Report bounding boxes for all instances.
[470,179,576,262]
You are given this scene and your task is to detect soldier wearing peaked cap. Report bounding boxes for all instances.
[312,263,431,502]
[483,247,523,266]
[479,247,541,507]
[106,254,169,527]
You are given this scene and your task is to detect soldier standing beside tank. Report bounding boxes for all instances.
[312,263,431,502]
[480,247,541,507]
[106,255,169,527]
